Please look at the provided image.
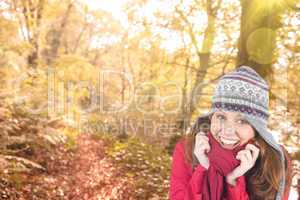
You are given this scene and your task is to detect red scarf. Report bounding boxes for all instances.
[201,131,251,200]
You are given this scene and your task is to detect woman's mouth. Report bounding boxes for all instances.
[219,137,240,149]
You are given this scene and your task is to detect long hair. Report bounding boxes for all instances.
[183,116,292,200]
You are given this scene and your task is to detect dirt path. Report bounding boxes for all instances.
[3,134,134,200]
[65,134,134,200]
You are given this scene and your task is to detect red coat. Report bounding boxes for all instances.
[169,139,290,200]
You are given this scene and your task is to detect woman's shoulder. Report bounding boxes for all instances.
[173,137,187,152]
[170,136,191,158]
[171,136,194,170]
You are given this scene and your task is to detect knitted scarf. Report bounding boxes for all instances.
[201,131,251,200]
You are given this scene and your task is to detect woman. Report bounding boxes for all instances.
[169,66,292,200]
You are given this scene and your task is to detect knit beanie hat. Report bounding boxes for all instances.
[193,66,286,200]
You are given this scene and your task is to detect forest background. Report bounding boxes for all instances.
[0,0,299,199]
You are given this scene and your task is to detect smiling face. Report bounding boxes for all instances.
[210,110,256,150]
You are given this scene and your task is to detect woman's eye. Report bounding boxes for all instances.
[237,119,248,124]
[216,115,226,121]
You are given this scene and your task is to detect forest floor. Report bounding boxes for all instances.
[0,133,135,200]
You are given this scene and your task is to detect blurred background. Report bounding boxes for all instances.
[0,0,299,199]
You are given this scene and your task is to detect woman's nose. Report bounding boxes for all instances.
[220,123,237,137]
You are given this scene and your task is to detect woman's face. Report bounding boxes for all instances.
[210,110,255,150]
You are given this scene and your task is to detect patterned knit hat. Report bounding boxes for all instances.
[194,66,286,200]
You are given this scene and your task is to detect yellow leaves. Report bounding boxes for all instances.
[62,127,79,150]
[44,0,74,20]
[104,135,171,198]
[126,172,135,177]
[113,141,127,151]
[53,54,97,82]
[0,17,18,44]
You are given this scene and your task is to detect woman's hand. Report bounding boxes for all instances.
[193,131,211,169]
[226,144,260,185]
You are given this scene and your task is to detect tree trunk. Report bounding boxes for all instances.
[45,1,73,65]
[179,58,190,134]
[236,0,284,84]
[21,0,45,69]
